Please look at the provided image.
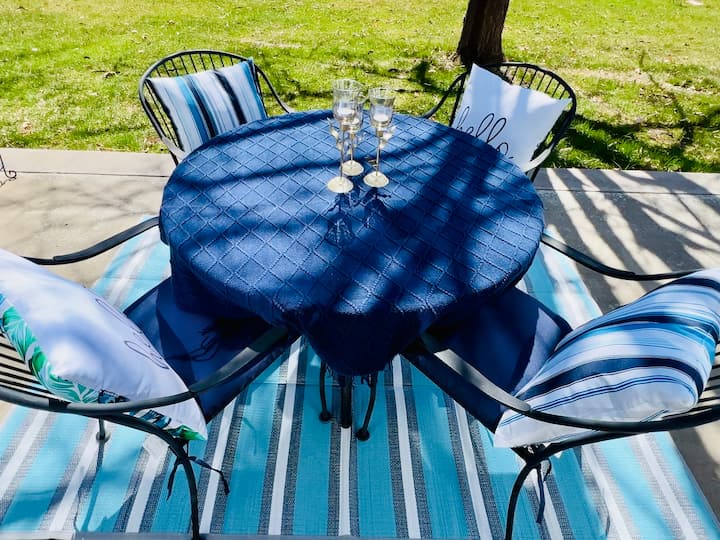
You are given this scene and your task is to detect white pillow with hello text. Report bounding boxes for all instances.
[451,64,571,172]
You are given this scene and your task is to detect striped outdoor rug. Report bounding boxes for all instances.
[0,228,718,539]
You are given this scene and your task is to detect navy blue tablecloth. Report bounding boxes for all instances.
[160,110,544,375]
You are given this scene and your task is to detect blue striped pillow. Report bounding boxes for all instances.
[148,59,268,154]
[493,270,720,447]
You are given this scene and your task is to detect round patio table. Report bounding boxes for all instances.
[160,110,544,433]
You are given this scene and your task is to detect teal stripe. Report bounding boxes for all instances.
[355,371,396,537]
[524,248,563,314]
[596,437,670,537]
[91,229,169,310]
[221,357,283,534]
[413,384,470,538]
[652,433,720,538]
[552,246,603,319]
[145,434,206,533]
[75,425,148,532]
[478,427,536,534]
[0,405,29,457]
[0,414,73,530]
[293,348,331,535]
[117,238,170,310]
[549,449,606,536]
[94,229,178,532]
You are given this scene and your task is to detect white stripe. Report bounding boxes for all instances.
[582,445,633,539]
[338,426,352,536]
[453,403,492,538]
[267,339,300,535]
[199,406,234,533]
[0,410,50,501]
[105,230,160,307]
[636,435,698,540]
[124,439,167,532]
[47,423,107,531]
[392,356,421,538]
[102,244,167,533]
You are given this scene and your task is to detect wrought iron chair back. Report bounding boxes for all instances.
[423,62,576,182]
[138,49,293,164]
[423,64,705,282]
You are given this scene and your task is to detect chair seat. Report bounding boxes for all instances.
[406,287,572,430]
[125,278,291,421]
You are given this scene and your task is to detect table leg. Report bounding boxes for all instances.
[356,372,378,441]
[318,360,332,422]
[319,366,375,436]
[339,375,353,429]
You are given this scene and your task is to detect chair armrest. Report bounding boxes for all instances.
[418,332,720,436]
[255,66,294,114]
[540,232,700,281]
[1,326,290,417]
[185,326,290,394]
[23,216,160,266]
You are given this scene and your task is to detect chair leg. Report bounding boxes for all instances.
[505,461,537,540]
[356,372,378,441]
[319,360,332,422]
[100,414,203,539]
[96,419,110,442]
[163,436,202,540]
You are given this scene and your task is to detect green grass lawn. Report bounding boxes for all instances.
[0,0,717,171]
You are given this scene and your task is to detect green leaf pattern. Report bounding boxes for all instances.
[0,295,202,440]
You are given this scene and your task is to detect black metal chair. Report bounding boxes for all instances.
[27,51,292,267]
[139,49,293,164]
[423,62,577,182]
[403,270,720,539]
[0,246,295,540]
[423,62,702,283]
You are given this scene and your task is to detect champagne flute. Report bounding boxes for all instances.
[327,79,362,193]
[342,96,366,177]
[363,87,395,188]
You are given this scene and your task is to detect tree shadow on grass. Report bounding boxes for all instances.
[556,53,719,172]
[557,106,720,172]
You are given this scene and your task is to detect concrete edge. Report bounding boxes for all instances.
[0,148,175,177]
[2,148,718,192]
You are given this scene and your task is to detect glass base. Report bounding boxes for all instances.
[342,159,364,177]
[363,170,389,188]
[327,175,354,193]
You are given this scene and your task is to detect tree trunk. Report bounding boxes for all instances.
[456,0,510,68]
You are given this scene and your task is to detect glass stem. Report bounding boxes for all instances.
[375,130,382,173]
[339,129,346,178]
